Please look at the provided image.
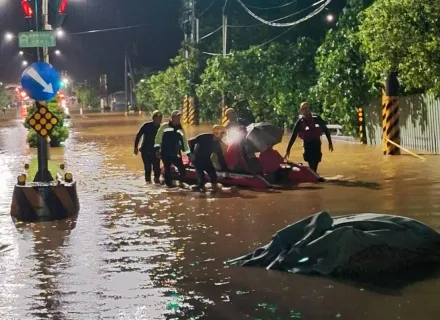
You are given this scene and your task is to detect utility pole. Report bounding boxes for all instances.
[221,0,230,125]
[128,58,135,109]
[124,44,129,114]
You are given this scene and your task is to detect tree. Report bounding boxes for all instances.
[73,84,100,109]
[136,52,200,115]
[357,0,440,95]
[0,85,8,108]
[312,0,377,135]
[24,97,69,148]
[197,38,318,127]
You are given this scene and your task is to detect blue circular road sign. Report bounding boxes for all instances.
[21,62,61,102]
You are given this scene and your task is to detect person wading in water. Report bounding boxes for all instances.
[284,102,333,177]
[134,110,163,184]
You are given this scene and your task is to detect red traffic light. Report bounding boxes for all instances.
[21,0,33,18]
[59,0,68,14]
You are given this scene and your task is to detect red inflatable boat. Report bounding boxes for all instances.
[160,155,319,189]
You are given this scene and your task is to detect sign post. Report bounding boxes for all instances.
[21,62,61,182]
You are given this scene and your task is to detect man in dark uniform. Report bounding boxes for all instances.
[154,110,191,188]
[134,110,163,184]
[189,125,228,192]
[285,102,333,174]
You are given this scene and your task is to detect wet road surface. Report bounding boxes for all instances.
[1,115,440,319]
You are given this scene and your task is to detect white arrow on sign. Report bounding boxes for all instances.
[26,67,54,94]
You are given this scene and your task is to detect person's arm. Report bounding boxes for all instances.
[177,128,191,154]
[134,124,145,154]
[316,116,333,146]
[154,124,166,151]
[286,120,301,156]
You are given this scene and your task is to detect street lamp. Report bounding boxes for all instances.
[5,32,13,41]
[54,49,61,56]
[56,29,64,38]
[326,14,335,23]
[22,60,28,67]
[19,51,24,56]
[62,78,69,85]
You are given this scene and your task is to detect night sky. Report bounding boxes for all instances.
[0,0,183,90]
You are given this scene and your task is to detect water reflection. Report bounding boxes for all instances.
[14,217,77,319]
[2,116,440,319]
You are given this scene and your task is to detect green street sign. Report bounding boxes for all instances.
[18,32,56,48]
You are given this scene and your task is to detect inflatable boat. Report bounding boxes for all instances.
[161,155,319,189]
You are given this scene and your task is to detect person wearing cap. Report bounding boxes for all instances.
[134,110,163,184]
[224,107,248,130]
[154,110,190,188]
[188,125,228,192]
[285,102,333,175]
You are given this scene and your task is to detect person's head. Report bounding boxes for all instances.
[225,107,237,122]
[152,110,163,125]
[300,102,312,117]
[170,110,182,125]
[212,125,226,141]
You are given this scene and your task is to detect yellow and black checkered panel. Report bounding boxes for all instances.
[27,106,59,137]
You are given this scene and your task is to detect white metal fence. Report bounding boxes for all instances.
[365,94,440,154]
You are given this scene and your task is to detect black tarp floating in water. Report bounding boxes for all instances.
[226,212,440,277]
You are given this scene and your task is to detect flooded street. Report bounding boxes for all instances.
[1,115,440,319]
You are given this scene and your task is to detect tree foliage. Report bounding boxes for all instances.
[197,38,318,127]
[73,84,100,109]
[357,0,440,95]
[312,0,377,135]
[0,85,8,108]
[24,97,69,148]
[136,53,200,115]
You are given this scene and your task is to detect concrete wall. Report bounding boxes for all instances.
[365,94,440,154]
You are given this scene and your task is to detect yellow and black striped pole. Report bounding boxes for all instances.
[221,105,228,126]
[358,107,367,144]
[187,96,196,125]
[382,72,400,155]
[182,96,189,125]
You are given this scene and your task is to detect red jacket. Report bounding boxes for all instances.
[225,142,249,172]
[259,148,284,174]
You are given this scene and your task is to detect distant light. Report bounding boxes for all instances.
[54,49,61,56]
[56,29,64,38]
[62,78,69,84]
[19,51,24,56]
[5,32,13,41]
[326,14,335,23]
[22,60,28,67]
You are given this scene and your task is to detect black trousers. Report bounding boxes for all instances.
[194,158,217,188]
[303,140,322,172]
[141,151,160,181]
[162,154,186,187]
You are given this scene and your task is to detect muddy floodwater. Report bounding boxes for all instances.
[1,115,440,319]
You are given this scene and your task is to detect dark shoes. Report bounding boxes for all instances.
[191,186,207,193]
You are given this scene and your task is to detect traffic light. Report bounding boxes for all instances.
[21,0,33,19]
[48,0,68,29]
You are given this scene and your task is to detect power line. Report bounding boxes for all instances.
[199,0,219,17]
[68,23,150,35]
[245,0,298,10]
[199,26,223,41]
[235,0,331,27]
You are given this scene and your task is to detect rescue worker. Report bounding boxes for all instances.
[285,102,333,174]
[189,125,228,192]
[134,110,163,184]
[154,110,191,188]
[225,126,256,173]
[224,107,248,130]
